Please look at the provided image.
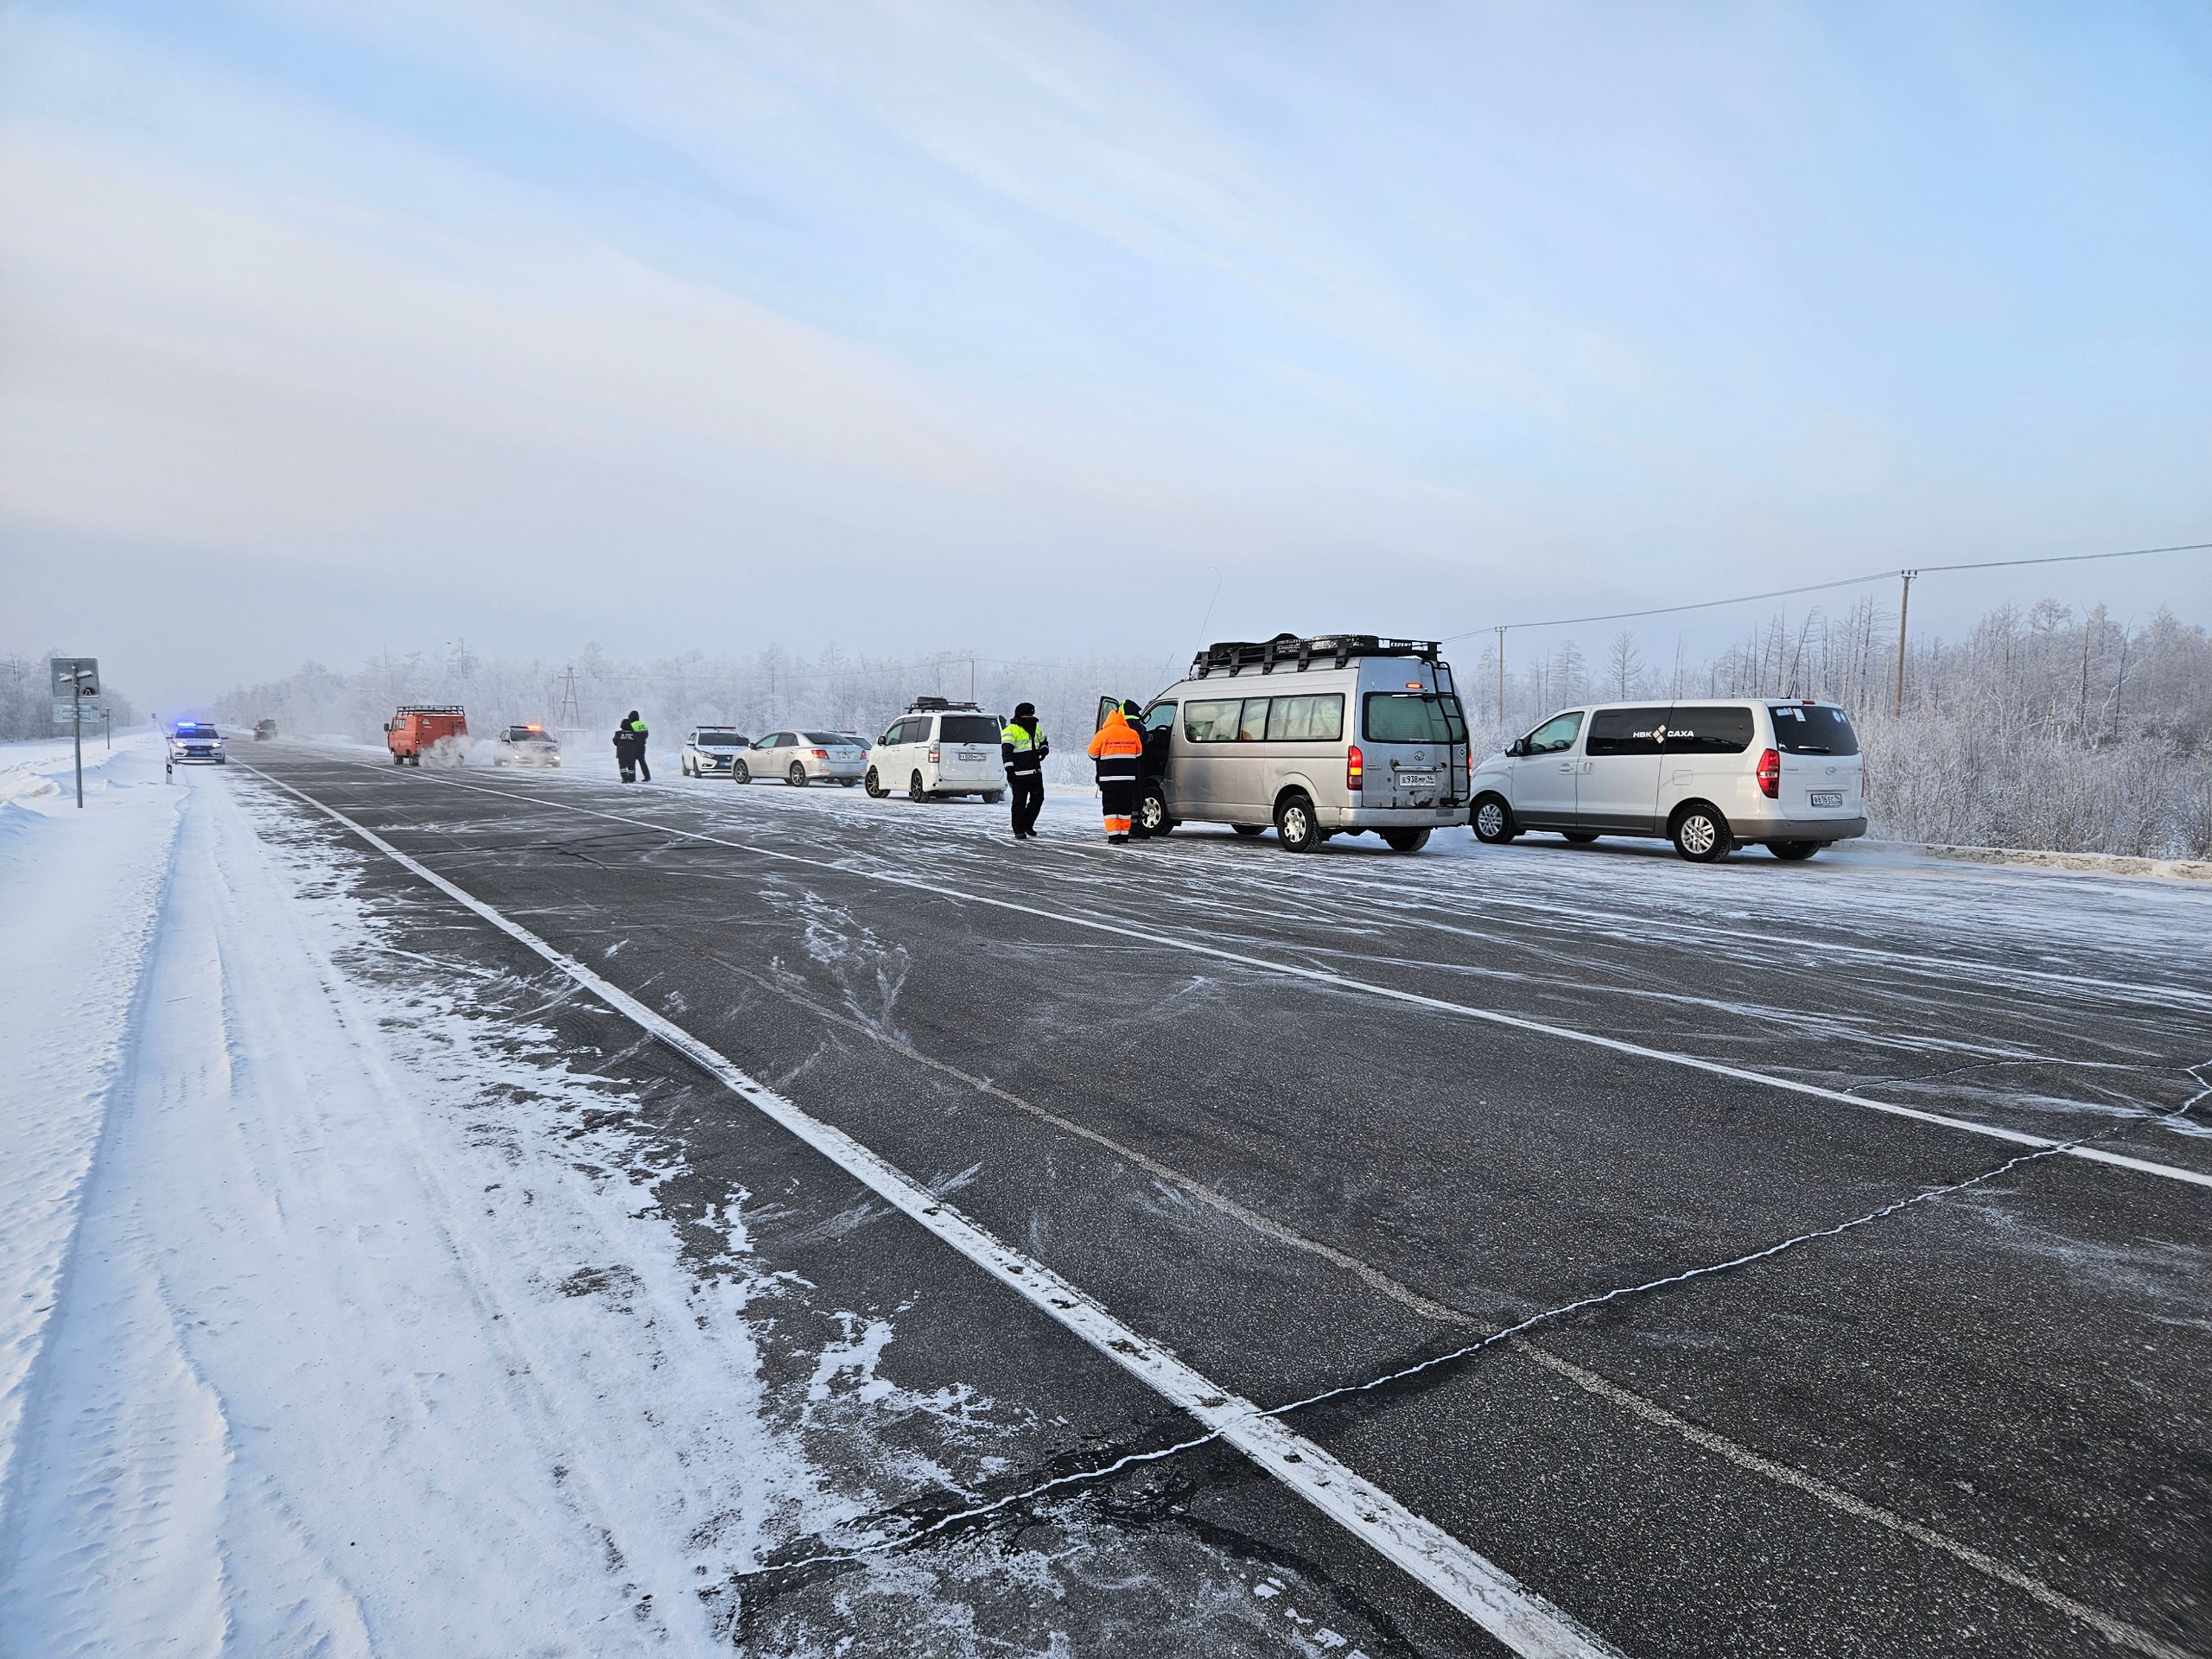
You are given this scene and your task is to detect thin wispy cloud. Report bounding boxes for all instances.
[2,1,2205,696]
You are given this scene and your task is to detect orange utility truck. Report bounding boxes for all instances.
[385,704,467,766]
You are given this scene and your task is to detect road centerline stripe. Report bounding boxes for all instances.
[245,765,1624,1659]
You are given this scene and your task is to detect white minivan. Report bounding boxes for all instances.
[1469,699,1867,861]
[865,699,1007,802]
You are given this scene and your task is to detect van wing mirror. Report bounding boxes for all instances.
[1507,737,1527,757]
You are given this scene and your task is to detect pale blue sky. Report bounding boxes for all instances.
[3,1,2207,697]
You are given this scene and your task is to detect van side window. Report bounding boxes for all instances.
[1667,708,1755,753]
[1266,694,1344,742]
[1184,699,1243,742]
[1238,699,1271,741]
[1524,711,1584,754]
[1586,708,1670,756]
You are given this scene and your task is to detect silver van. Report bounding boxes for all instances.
[1469,698,1868,861]
[1113,633,1470,853]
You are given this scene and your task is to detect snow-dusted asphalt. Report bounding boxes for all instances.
[21,738,2206,1657]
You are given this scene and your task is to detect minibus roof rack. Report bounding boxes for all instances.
[907,695,982,711]
[1190,633,1444,677]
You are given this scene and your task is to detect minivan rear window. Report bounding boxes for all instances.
[1665,707,1755,754]
[1769,704,1859,756]
[940,715,1001,744]
[1363,692,1466,745]
[1586,708,1669,756]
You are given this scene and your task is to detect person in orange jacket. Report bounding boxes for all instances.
[1088,702,1145,843]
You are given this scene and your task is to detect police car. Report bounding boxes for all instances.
[168,721,227,764]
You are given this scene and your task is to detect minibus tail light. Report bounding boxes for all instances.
[1757,747,1781,798]
[1347,745,1364,790]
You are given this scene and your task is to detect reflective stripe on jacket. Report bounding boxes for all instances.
[1088,709,1142,785]
[1001,721,1049,773]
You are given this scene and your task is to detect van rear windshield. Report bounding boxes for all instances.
[1363,692,1467,745]
[939,715,1001,744]
[1768,704,1860,756]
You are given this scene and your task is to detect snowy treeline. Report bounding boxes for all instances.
[214,641,1173,785]
[1463,597,2212,859]
[0,651,137,742]
[217,595,2212,856]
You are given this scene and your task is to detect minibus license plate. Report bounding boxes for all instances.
[1397,771,1437,788]
[1809,790,1843,807]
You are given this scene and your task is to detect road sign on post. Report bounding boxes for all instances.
[50,657,99,810]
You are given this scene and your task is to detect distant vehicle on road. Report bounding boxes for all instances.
[168,721,227,765]
[1470,698,1868,861]
[864,700,1006,802]
[252,719,278,741]
[385,705,467,767]
[681,727,753,778]
[741,730,868,787]
[1104,634,1469,852]
[492,723,561,766]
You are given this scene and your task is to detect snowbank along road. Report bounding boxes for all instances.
[4,737,2208,1657]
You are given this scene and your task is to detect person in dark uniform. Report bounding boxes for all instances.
[613,710,650,782]
[1001,702,1049,839]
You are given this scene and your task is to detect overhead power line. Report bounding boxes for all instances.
[1443,538,2212,643]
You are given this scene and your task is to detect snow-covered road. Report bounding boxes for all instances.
[5,740,2208,1657]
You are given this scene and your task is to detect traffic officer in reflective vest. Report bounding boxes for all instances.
[1088,702,1144,844]
[1001,702,1050,839]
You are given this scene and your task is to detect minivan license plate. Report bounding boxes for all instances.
[959,749,983,760]
[1809,790,1843,808]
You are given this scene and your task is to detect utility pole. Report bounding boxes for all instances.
[1892,569,1916,717]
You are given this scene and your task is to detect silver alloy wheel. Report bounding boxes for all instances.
[865,767,885,797]
[1275,796,1318,852]
[788,761,808,787]
[733,760,750,783]
[1675,808,1728,861]
[910,771,927,802]
[1474,798,1508,840]
[1137,787,1169,836]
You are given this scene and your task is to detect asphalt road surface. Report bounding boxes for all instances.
[236,744,2212,1658]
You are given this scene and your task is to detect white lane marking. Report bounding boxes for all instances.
[248,766,1624,1659]
[711,954,2211,1659]
[338,766,2212,1193]
[616,761,2212,1014]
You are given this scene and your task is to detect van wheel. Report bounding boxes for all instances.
[909,771,928,802]
[1231,823,1265,837]
[1770,841,1820,861]
[1672,804,1732,862]
[1274,792,1322,853]
[983,791,1004,804]
[788,762,809,787]
[1382,828,1432,853]
[1471,793,1517,843]
[864,767,887,798]
[1563,830,1599,844]
[1136,783,1173,837]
